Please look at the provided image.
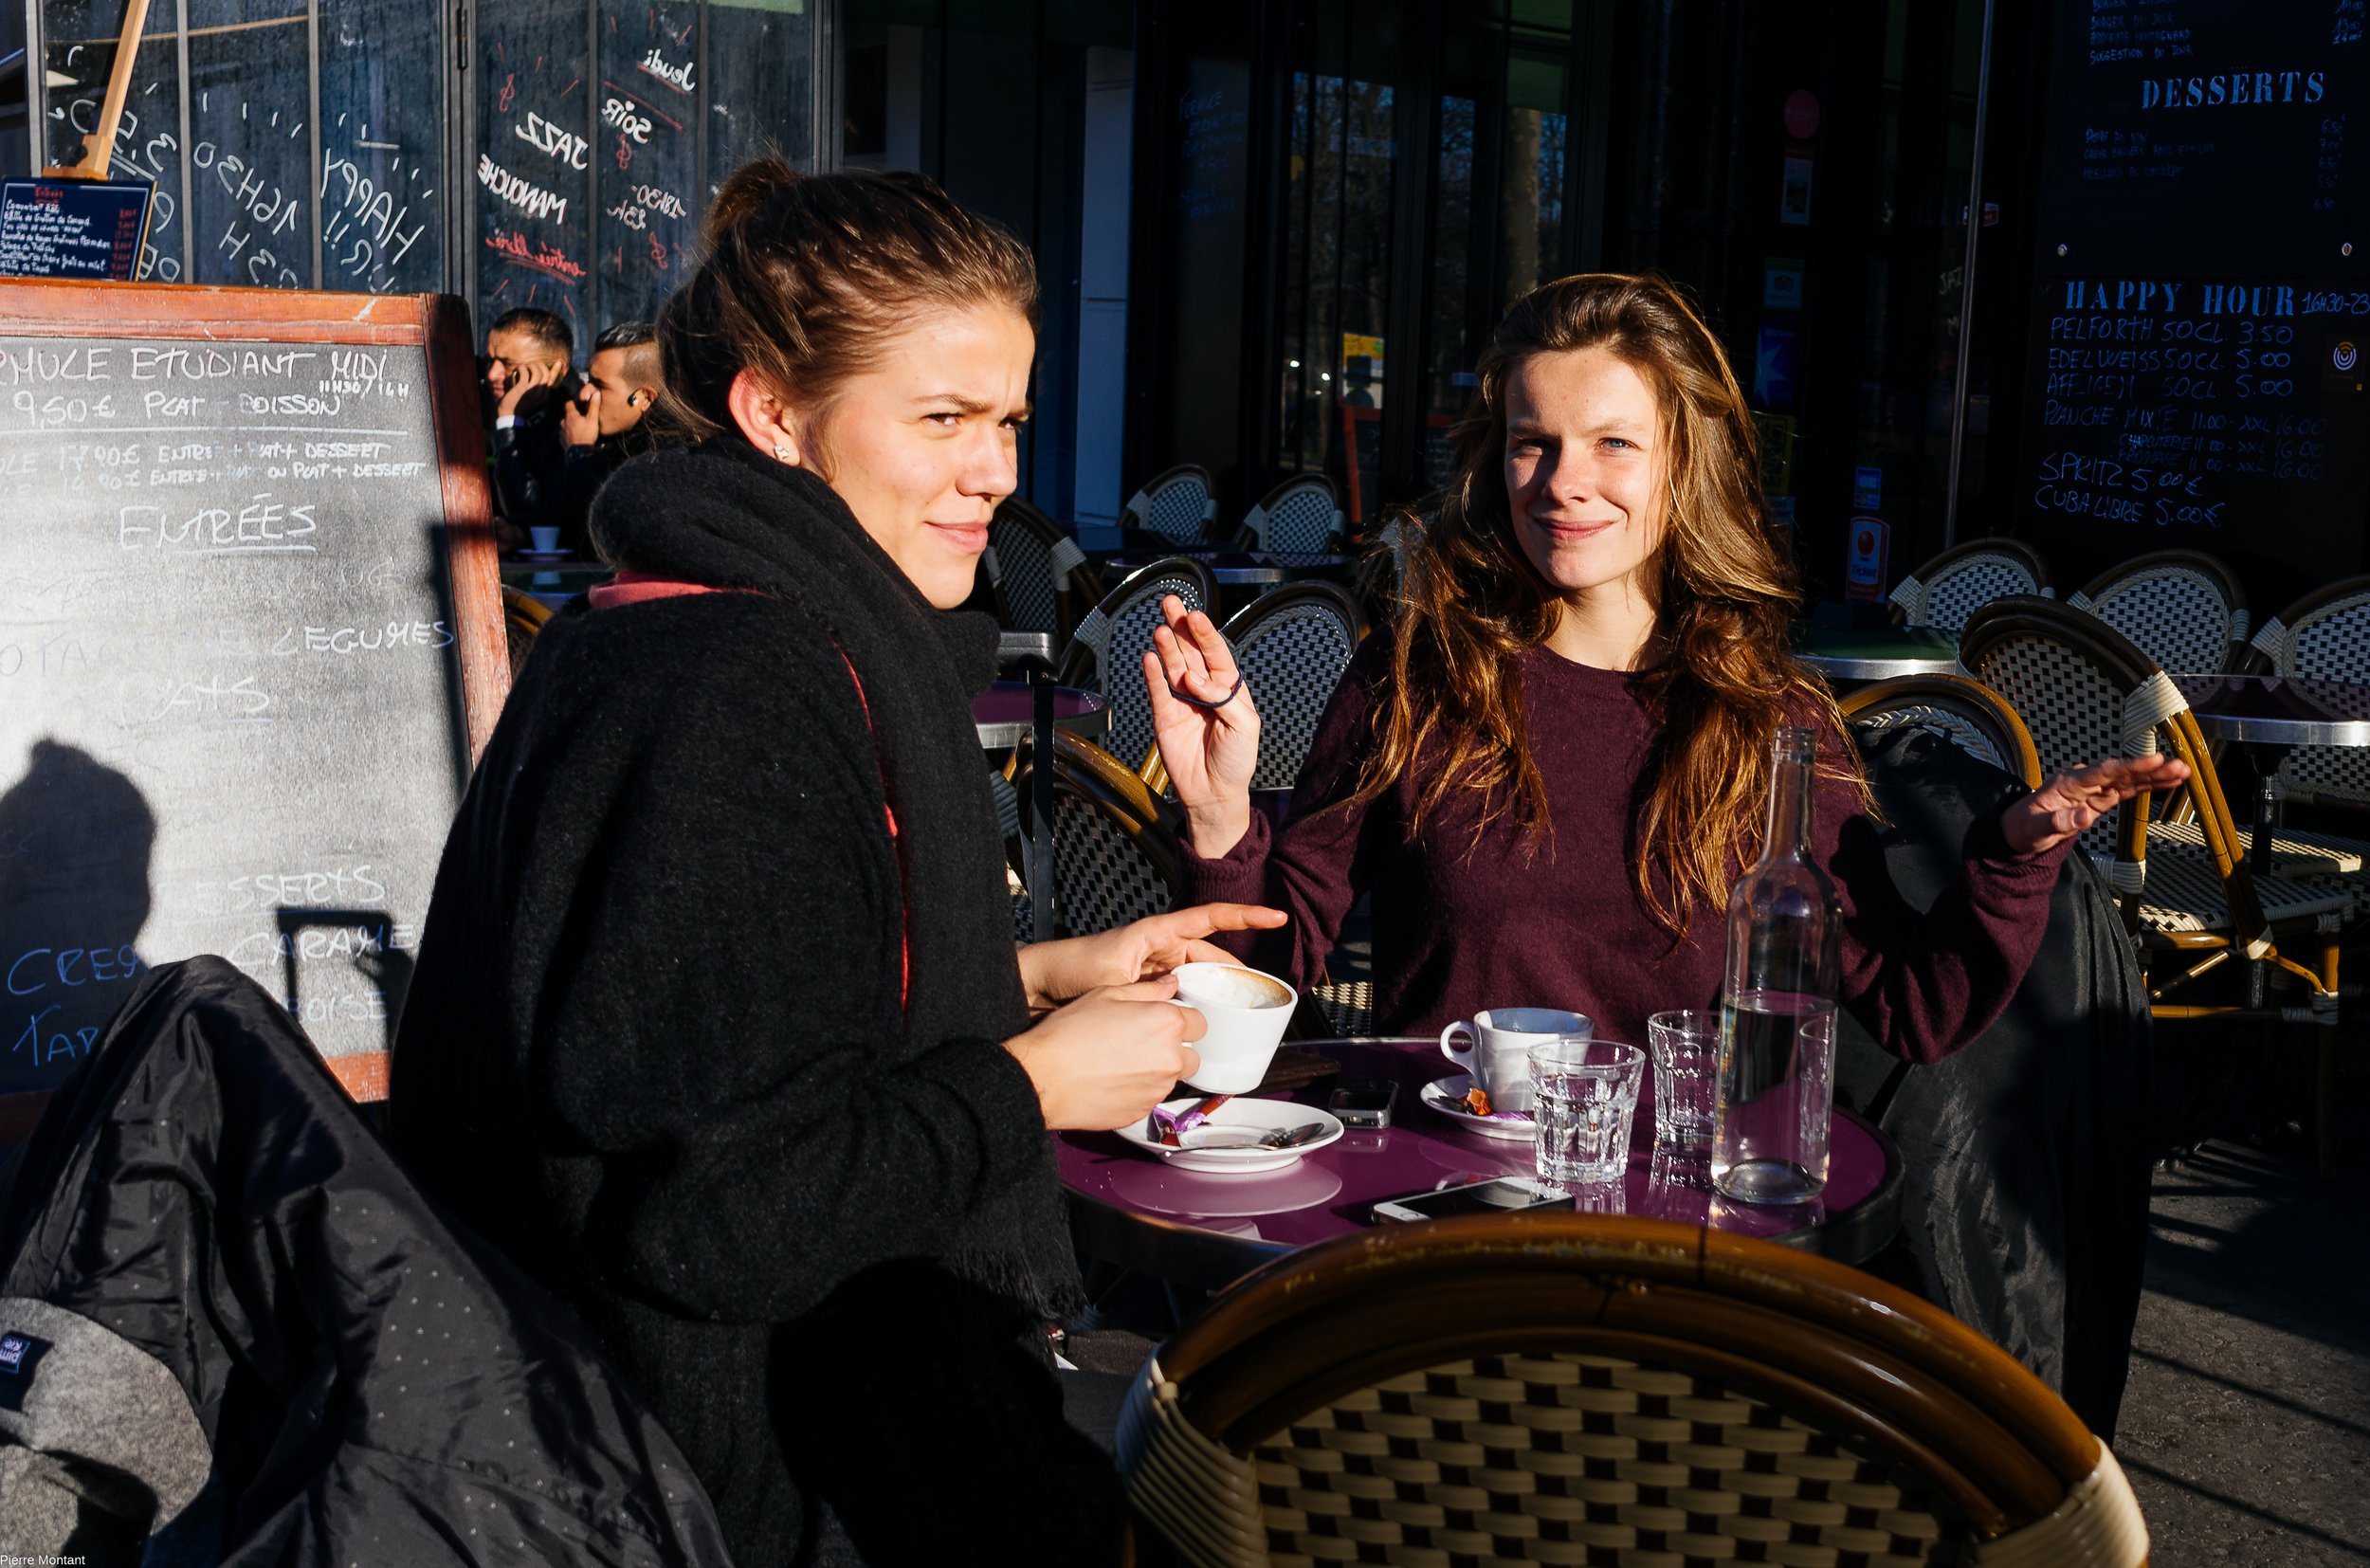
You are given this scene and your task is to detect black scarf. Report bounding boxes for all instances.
[592,439,1078,1317]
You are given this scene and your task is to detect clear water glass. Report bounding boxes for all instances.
[1527,1038,1644,1190]
[1645,1010,1718,1151]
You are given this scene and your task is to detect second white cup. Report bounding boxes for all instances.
[1439,1007,1593,1114]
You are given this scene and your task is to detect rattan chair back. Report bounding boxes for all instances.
[2069,550,2250,676]
[1960,595,2265,942]
[986,496,1096,641]
[1888,538,2052,635]
[1122,463,1219,544]
[1840,673,2046,789]
[501,585,553,678]
[1119,1214,2147,1567]
[1061,556,1218,778]
[1009,732,1181,939]
[1240,473,1343,554]
[2249,575,2370,808]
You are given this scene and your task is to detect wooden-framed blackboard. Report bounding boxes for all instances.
[2012,2,2370,610]
[0,281,505,1140]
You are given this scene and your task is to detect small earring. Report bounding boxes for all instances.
[773,444,793,462]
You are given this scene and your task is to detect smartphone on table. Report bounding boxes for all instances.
[1371,1176,1576,1224]
[1326,1073,1398,1128]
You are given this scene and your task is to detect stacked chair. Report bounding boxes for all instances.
[984,495,1098,645]
[1120,465,1219,547]
[1839,672,2045,790]
[2065,549,2250,677]
[1142,581,1364,795]
[1121,1214,2148,1566]
[1060,557,1218,779]
[1007,731,1180,942]
[1235,473,1344,554]
[1960,595,2352,1173]
[2244,575,2370,814]
[1887,538,2052,636]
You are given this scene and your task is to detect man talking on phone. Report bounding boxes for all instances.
[551,321,664,556]
[483,307,578,552]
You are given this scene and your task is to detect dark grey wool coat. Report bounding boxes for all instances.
[392,439,1110,1566]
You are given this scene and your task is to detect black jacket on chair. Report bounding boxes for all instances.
[392,439,1108,1567]
[0,957,732,1564]
[1835,725,2156,1440]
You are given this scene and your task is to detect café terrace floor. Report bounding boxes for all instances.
[2117,1038,2370,1564]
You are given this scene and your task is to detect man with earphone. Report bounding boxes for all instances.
[554,320,665,556]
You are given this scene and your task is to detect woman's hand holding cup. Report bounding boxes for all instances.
[1144,594,1261,858]
[1006,977,1206,1132]
[1014,902,1288,1011]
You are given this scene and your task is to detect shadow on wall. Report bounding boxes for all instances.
[0,739,157,1103]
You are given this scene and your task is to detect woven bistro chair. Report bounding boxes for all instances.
[1961,596,2350,1172]
[1887,538,2052,636]
[1061,556,1218,788]
[1143,582,1364,795]
[1008,732,1180,940]
[2066,550,2250,678]
[1236,473,1344,554]
[1838,672,2045,790]
[985,495,1100,644]
[1121,464,1220,547]
[1119,1214,2149,1567]
[2243,575,2370,815]
[501,585,554,679]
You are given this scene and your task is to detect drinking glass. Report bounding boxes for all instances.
[1527,1038,1644,1189]
[1645,1010,1719,1151]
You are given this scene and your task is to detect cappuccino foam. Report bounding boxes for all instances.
[1178,966,1291,1011]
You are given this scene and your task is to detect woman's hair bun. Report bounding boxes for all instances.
[702,155,803,249]
[659,160,1037,441]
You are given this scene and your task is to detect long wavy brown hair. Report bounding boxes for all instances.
[1349,272,1860,940]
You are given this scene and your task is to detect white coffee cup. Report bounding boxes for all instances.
[1172,961,1297,1094]
[529,525,561,554]
[1439,1007,1594,1114]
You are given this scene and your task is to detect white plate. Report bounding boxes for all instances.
[1114,1097,1344,1175]
[1420,1073,1538,1142]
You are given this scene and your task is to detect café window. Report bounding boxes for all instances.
[28,0,819,335]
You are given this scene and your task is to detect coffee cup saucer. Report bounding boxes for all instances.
[1420,1074,1537,1142]
[1115,1096,1343,1174]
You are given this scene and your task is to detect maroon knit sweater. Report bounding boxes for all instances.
[1180,635,2070,1063]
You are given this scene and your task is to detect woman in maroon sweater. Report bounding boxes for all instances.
[1150,274,2184,1060]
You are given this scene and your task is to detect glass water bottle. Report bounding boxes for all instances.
[1711,726,1842,1205]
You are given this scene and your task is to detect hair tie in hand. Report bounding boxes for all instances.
[1167,669,1246,712]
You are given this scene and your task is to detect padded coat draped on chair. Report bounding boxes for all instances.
[0,957,731,1566]
[1833,725,2156,1440]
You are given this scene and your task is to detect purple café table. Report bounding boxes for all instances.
[1057,1037,1902,1292]
[971,681,1108,749]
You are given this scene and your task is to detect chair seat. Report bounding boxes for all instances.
[2133,842,2355,935]
[2146,818,2370,876]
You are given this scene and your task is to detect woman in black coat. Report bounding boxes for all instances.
[391,163,1275,1566]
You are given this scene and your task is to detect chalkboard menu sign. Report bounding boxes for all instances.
[0,282,504,1138]
[0,179,153,282]
[2014,1,2370,609]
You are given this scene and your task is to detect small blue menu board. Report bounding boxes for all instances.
[0,178,153,282]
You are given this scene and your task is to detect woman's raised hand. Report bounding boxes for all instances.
[1144,594,1263,858]
[2001,752,2193,856]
